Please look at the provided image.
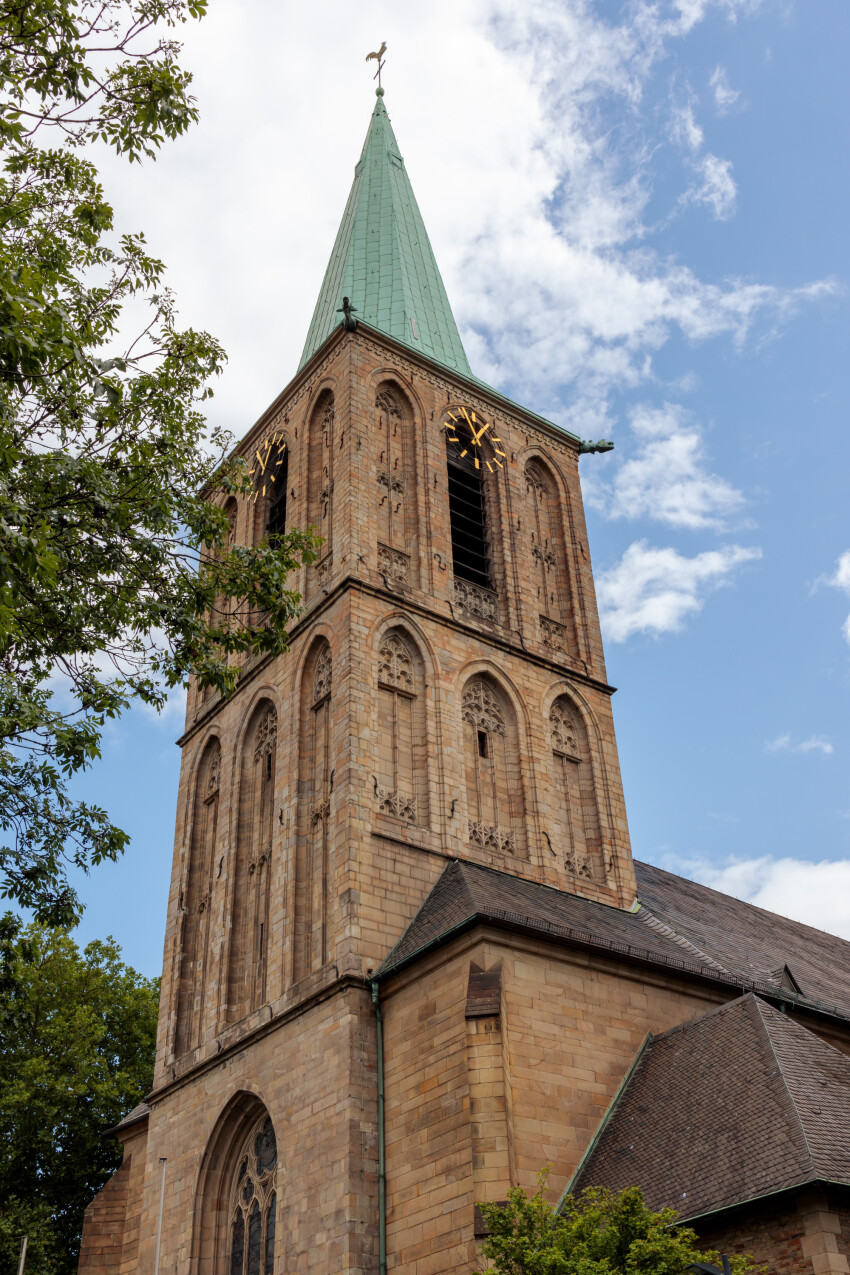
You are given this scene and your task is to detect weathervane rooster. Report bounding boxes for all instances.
[366,41,387,89]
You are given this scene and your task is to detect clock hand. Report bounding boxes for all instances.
[470,420,492,446]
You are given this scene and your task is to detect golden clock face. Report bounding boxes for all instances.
[250,430,287,502]
[443,406,505,472]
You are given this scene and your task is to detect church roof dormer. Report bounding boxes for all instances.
[299,89,473,377]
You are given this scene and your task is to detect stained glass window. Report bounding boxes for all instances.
[226,1113,278,1275]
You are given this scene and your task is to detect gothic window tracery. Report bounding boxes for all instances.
[295,641,333,981]
[525,459,576,650]
[227,1115,277,1275]
[462,676,524,856]
[227,703,277,1022]
[175,737,221,1056]
[374,631,428,826]
[549,695,602,881]
[375,383,418,588]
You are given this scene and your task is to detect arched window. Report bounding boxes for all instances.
[462,677,525,856]
[549,696,602,880]
[227,703,277,1021]
[306,392,334,598]
[294,642,332,981]
[374,630,428,825]
[264,441,289,548]
[525,459,576,652]
[175,738,221,1056]
[445,414,503,623]
[375,384,419,588]
[227,1114,277,1275]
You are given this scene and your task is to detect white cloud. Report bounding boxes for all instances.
[683,855,850,941]
[710,65,742,113]
[586,402,746,529]
[691,152,737,219]
[90,0,833,445]
[596,540,761,641]
[823,551,850,645]
[765,734,834,756]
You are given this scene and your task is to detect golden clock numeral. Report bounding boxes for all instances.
[474,457,479,470]
[459,449,468,458]
[486,460,493,472]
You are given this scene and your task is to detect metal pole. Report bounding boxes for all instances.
[153,1157,167,1275]
[16,1236,27,1275]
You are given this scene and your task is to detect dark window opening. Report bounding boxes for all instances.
[447,456,490,589]
[266,449,289,548]
[477,730,489,759]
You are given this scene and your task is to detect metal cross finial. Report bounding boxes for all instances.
[366,41,387,90]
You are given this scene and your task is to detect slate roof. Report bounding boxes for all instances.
[299,91,472,377]
[570,993,850,1221]
[106,1101,150,1138]
[376,858,850,1022]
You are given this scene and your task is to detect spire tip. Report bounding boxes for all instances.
[376,86,384,97]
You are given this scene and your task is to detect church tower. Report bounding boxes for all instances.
[79,88,638,1274]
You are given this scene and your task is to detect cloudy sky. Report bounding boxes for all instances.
[67,0,850,975]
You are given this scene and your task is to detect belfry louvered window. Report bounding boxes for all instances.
[228,1115,277,1275]
[265,445,288,548]
[446,439,490,589]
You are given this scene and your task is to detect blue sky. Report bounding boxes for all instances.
[59,0,849,977]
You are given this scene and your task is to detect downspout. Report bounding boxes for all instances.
[371,979,387,1275]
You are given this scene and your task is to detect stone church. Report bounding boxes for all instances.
[79,89,850,1275]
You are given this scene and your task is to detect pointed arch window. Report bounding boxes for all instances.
[525,459,576,650]
[227,704,277,1021]
[175,738,221,1055]
[265,442,289,549]
[462,677,525,856]
[227,1115,277,1275]
[294,642,333,981]
[306,393,334,598]
[549,697,602,881]
[375,384,418,588]
[375,631,428,825]
[446,434,490,590]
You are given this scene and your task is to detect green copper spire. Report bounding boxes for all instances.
[299,90,473,377]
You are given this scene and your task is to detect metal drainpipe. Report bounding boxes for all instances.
[371,979,387,1275]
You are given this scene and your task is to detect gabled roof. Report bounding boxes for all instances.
[570,994,850,1221]
[376,858,850,1023]
[299,91,472,377]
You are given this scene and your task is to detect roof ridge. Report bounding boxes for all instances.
[635,902,731,974]
[750,996,817,1181]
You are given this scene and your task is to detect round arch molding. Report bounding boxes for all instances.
[191,1091,277,1275]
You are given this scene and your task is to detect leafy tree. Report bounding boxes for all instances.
[0,913,159,1274]
[476,1178,757,1275]
[0,0,320,926]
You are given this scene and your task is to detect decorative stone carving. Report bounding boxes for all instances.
[376,470,405,494]
[462,680,506,736]
[315,551,333,585]
[550,701,580,757]
[374,782,416,822]
[206,748,221,798]
[313,647,332,703]
[564,847,593,880]
[468,820,516,854]
[377,543,410,586]
[540,616,568,653]
[247,847,271,875]
[310,797,330,825]
[253,707,277,761]
[525,461,547,497]
[376,389,402,419]
[532,543,556,570]
[378,633,414,691]
[197,888,212,915]
[453,578,498,623]
[319,482,333,519]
